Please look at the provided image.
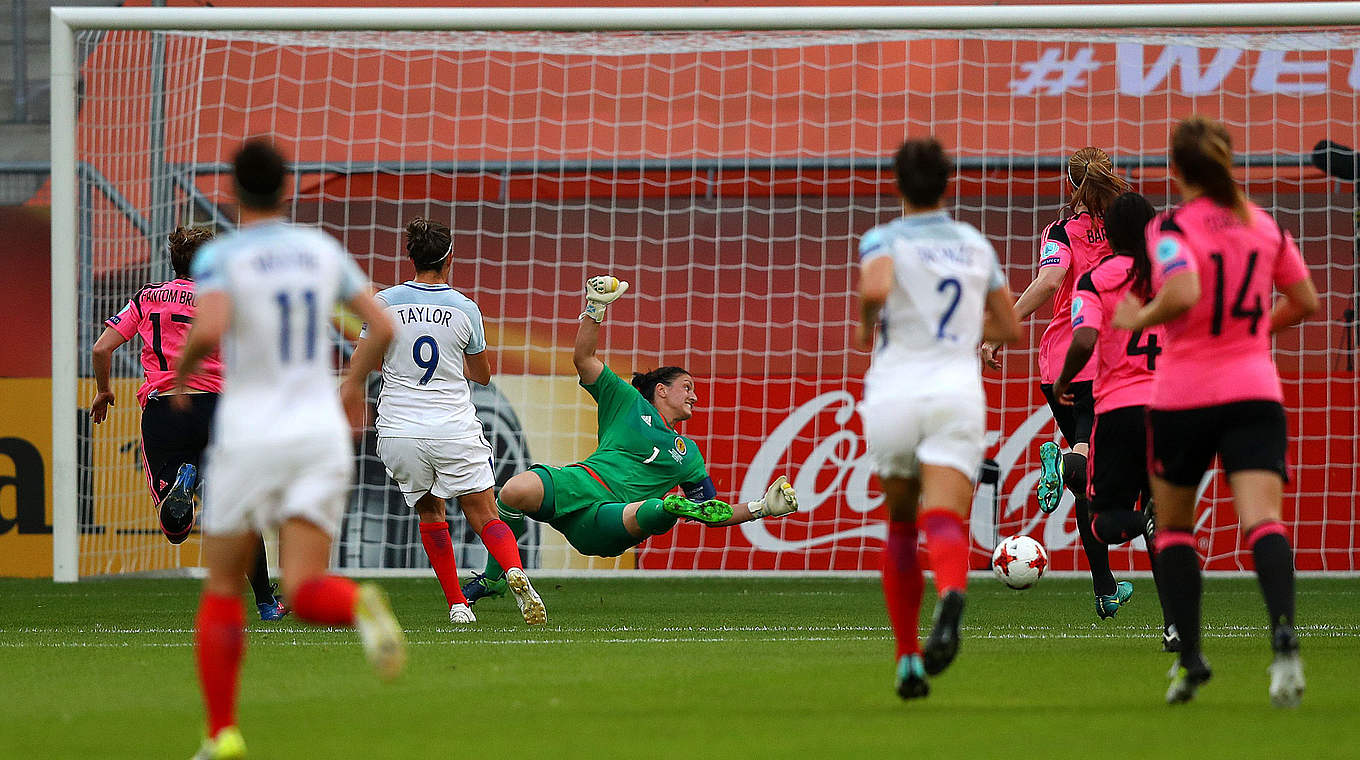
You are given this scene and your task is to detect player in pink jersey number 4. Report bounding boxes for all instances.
[1113,116,1319,707]
[90,227,286,621]
[984,147,1136,620]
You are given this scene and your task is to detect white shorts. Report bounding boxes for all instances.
[861,392,985,482]
[202,434,353,537]
[377,435,494,508]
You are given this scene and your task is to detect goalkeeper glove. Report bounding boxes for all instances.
[748,475,799,518]
[579,274,631,322]
[580,275,630,323]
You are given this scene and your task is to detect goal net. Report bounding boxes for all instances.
[54,9,1360,578]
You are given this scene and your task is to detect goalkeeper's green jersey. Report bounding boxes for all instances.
[576,366,709,504]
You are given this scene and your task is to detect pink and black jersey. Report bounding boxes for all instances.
[1146,197,1310,411]
[1037,211,1112,384]
[1072,255,1164,414]
[105,278,224,407]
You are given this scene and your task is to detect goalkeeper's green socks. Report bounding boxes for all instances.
[635,498,680,536]
[481,501,529,581]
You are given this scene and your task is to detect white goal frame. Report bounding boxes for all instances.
[50,3,1360,581]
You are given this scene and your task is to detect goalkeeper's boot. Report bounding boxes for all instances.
[1166,653,1212,705]
[1267,624,1305,708]
[923,590,965,676]
[191,727,246,760]
[661,494,733,525]
[1036,442,1063,515]
[1162,624,1182,653]
[895,654,930,701]
[1095,580,1134,620]
[505,567,547,625]
[462,572,508,606]
[354,583,406,682]
[159,463,198,545]
[449,602,477,624]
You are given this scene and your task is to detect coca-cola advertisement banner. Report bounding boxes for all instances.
[639,374,1357,572]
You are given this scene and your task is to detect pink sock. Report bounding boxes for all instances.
[478,519,524,572]
[920,508,970,595]
[195,592,245,738]
[290,575,359,627]
[420,521,468,607]
[881,521,924,657]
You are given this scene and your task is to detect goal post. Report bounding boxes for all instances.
[51,4,1360,581]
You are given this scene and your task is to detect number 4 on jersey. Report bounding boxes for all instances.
[1126,329,1161,370]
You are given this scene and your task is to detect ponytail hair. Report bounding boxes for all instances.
[167,226,215,279]
[630,366,689,404]
[1064,147,1131,222]
[1171,115,1248,223]
[1103,192,1157,301]
[404,217,453,273]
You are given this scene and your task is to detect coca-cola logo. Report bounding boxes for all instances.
[738,390,1217,554]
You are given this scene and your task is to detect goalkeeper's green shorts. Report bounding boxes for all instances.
[528,463,614,521]
[524,464,641,558]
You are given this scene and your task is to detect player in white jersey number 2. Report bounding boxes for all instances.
[855,137,1022,702]
[340,217,545,626]
[174,139,405,760]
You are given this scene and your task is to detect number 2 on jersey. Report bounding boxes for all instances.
[412,335,439,385]
[936,277,962,340]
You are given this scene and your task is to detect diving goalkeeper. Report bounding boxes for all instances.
[464,276,799,603]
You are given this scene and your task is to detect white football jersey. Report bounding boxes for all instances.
[191,219,368,447]
[858,210,1005,401]
[368,282,488,440]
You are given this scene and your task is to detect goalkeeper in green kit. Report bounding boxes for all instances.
[463,275,800,604]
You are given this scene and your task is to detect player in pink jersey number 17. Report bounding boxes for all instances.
[90,226,286,621]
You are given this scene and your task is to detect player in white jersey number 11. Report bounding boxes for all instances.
[173,138,405,760]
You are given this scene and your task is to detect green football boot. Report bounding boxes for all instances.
[462,572,508,605]
[1037,442,1064,514]
[895,653,930,700]
[1095,580,1134,620]
[661,494,733,524]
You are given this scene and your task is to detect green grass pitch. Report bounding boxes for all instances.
[3,576,1358,759]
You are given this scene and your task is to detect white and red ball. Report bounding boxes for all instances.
[991,535,1049,589]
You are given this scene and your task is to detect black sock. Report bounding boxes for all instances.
[1156,535,1203,666]
[1090,509,1146,545]
[1146,539,1176,630]
[1251,531,1296,645]
[1075,498,1115,595]
[247,536,275,604]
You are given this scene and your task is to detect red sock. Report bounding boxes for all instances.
[195,592,245,738]
[420,521,468,607]
[291,575,359,627]
[920,508,970,596]
[478,519,523,573]
[881,520,924,657]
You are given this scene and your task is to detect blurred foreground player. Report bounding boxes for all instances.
[1113,116,1318,706]
[340,217,544,625]
[90,226,286,621]
[1052,192,1177,650]
[462,277,799,605]
[177,139,405,759]
[854,137,1022,699]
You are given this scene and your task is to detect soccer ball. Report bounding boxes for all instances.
[991,535,1049,589]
